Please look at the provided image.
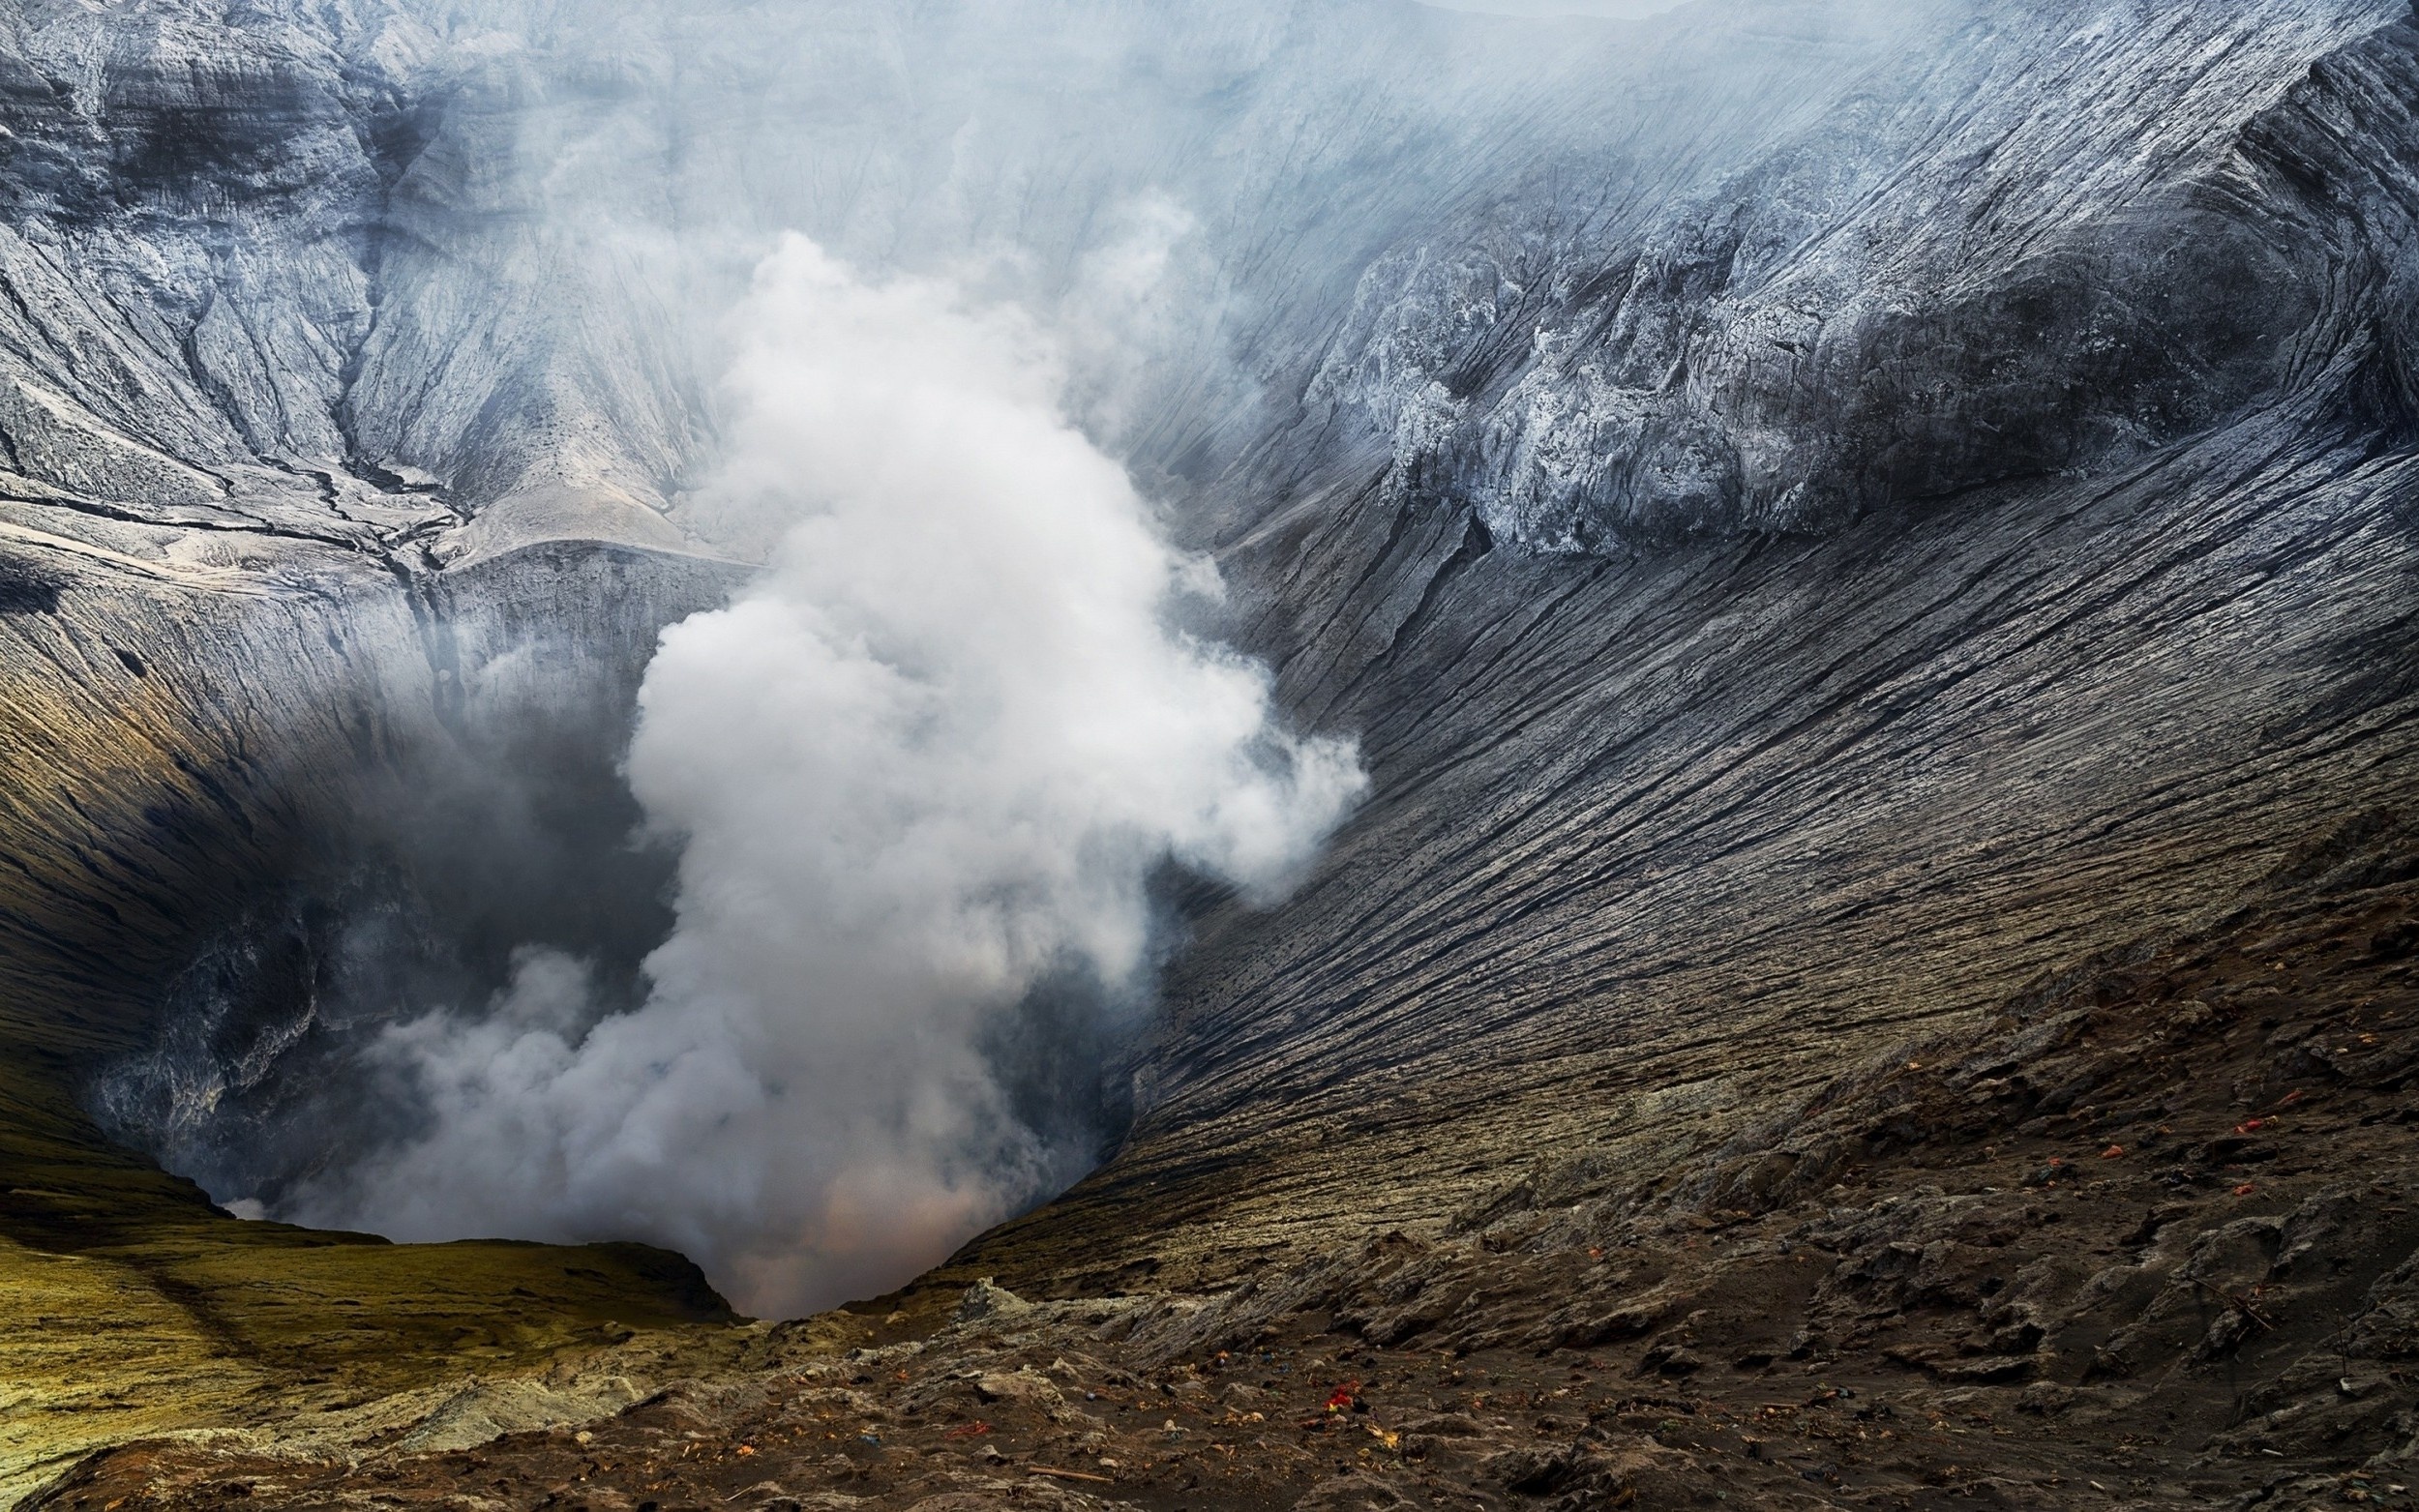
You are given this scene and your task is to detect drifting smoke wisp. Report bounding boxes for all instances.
[286,236,1365,1315]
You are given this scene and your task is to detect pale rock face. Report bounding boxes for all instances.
[0,0,1969,563]
[10,0,2403,568]
[4,0,2419,1318]
[1303,0,2418,548]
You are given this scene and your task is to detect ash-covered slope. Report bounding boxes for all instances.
[950,1,2419,1314]
[0,0,1991,1259]
[2,0,2419,1504]
[0,0,1962,1487]
[956,0,2419,1356]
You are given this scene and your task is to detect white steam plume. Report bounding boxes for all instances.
[289,235,1364,1316]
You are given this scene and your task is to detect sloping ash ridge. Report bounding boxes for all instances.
[2,2,2418,1509]
[55,808,2419,1510]
[935,0,2419,1302]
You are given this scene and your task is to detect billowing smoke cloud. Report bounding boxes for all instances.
[282,236,1364,1316]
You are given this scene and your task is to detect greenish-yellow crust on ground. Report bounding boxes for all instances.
[0,553,743,1506]
[0,1048,736,1506]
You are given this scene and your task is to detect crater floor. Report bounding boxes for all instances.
[34,815,2419,1511]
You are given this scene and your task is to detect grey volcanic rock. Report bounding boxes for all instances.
[0,0,1958,570]
[0,4,2417,1502]
[1297,0,2419,548]
[0,2,421,545]
[0,0,2406,572]
[956,0,2419,1292]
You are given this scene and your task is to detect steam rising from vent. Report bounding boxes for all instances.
[282,237,1365,1316]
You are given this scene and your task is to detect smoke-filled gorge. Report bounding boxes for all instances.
[9,1,2419,1507]
[87,236,1363,1318]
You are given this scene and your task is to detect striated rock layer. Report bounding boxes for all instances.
[968,0,2419,1295]
[0,0,2417,1507]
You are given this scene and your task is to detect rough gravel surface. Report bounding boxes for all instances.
[35,816,2419,1510]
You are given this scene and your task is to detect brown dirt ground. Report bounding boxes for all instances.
[31,815,2419,1512]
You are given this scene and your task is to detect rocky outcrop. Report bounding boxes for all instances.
[1296,0,2419,548]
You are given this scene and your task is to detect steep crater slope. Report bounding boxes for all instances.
[0,0,1966,1343]
[0,0,1941,1488]
[0,4,758,1494]
[59,816,2419,1510]
[3,0,2419,1508]
[939,0,2419,1437]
